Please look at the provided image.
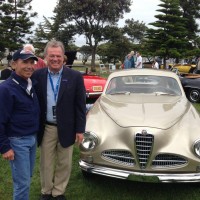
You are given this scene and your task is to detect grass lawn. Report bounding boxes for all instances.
[1,145,200,200]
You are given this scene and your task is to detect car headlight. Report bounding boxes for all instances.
[194,140,200,157]
[81,131,98,150]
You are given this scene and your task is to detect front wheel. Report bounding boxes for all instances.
[187,88,200,103]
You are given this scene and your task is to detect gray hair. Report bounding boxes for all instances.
[44,40,65,56]
[23,44,35,54]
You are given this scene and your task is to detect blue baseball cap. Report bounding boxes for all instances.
[12,49,38,61]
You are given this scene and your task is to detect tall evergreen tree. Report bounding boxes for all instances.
[0,0,37,53]
[145,0,188,67]
[179,0,200,50]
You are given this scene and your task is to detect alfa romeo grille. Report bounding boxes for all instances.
[152,154,188,168]
[135,132,154,169]
[101,150,135,166]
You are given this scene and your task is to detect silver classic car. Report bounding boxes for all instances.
[79,69,200,183]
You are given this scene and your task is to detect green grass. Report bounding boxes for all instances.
[194,103,200,112]
[1,147,200,200]
[1,104,200,200]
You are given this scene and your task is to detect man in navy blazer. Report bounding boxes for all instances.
[32,40,86,200]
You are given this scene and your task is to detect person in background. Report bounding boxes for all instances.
[0,48,40,200]
[0,62,14,80]
[135,52,143,68]
[63,55,68,66]
[0,54,16,80]
[123,54,132,69]
[152,59,159,69]
[129,51,135,68]
[23,44,46,70]
[32,40,86,200]
[7,53,12,67]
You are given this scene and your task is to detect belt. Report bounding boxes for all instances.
[46,121,57,126]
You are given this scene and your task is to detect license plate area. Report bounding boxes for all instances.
[93,86,102,91]
[128,174,160,182]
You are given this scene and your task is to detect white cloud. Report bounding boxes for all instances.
[31,0,161,46]
[31,0,58,23]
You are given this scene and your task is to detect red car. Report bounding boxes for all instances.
[65,51,107,102]
[72,65,107,103]
[84,73,106,98]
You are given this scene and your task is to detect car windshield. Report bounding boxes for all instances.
[105,75,182,96]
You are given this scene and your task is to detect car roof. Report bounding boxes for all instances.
[108,69,179,80]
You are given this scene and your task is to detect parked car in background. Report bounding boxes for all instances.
[180,74,200,103]
[171,63,197,74]
[79,68,200,183]
[142,61,152,68]
[83,71,107,101]
[71,65,107,103]
[65,50,107,103]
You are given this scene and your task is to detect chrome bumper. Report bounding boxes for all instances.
[86,92,102,98]
[79,160,200,183]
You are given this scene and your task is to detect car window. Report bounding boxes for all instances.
[106,75,182,96]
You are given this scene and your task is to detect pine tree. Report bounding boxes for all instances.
[180,0,200,40]
[179,0,200,54]
[0,0,37,53]
[145,0,188,67]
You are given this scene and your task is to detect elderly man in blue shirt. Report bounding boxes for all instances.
[0,48,40,200]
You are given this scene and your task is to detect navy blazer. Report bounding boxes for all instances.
[32,66,86,147]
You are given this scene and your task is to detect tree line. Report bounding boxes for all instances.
[0,0,200,70]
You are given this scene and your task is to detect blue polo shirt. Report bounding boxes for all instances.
[46,67,63,123]
[0,72,40,154]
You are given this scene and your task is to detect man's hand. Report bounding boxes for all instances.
[75,133,83,146]
[2,149,14,160]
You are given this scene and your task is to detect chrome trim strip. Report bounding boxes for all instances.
[79,160,200,183]
[86,92,102,97]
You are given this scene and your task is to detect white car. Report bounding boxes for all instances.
[79,69,200,183]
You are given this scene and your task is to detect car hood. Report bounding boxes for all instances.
[99,95,189,129]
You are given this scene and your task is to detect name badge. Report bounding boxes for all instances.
[52,106,56,119]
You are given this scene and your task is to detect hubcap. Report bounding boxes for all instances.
[190,90,200,102]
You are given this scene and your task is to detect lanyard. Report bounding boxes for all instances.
[48,72,62,102]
